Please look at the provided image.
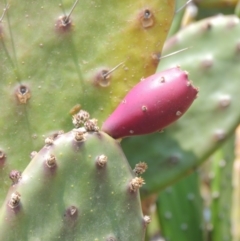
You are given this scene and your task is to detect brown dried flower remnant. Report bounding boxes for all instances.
[45,154,57,168]
[72,110,90,128]
[84,118,99,132]
[129,177,145,192]
[8,191,21,209]
[133,162,148,175]
[9,170,22,185]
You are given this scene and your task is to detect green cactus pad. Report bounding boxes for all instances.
[0,0,175,201]
[122,14,240,197]
[0,129,147,241]
[157,173,204,241]
[209,135,234,241]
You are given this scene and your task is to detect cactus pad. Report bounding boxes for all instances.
[157,173,204,241]
[0,128,147,240]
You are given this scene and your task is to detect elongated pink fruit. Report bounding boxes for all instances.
[102,67,198,139]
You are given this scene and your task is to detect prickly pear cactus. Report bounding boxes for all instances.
[0,0,175,201]
[0,114,148,240]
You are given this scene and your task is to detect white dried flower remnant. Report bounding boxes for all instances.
[74,130,85,142]
[8,191,21,209]
[96,155,108,167]
[45,154,57,168]
[45,137,54,145]
[143,215,151,226]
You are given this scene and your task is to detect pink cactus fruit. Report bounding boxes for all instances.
[102,67,199,139]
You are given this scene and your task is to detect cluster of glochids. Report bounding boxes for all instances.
[72,109,99,130]
[72,109,100,141]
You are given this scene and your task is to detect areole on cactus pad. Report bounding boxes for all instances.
[102,67,199,139]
